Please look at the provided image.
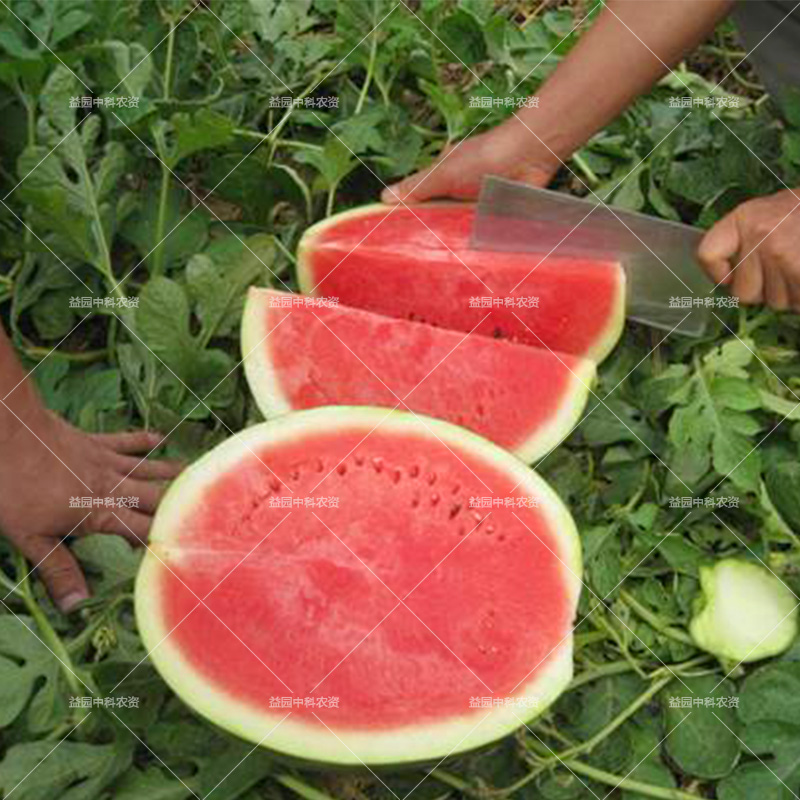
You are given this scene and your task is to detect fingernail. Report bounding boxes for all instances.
[59,591,89,613]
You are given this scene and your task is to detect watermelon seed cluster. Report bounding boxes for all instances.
[267,448,511,545]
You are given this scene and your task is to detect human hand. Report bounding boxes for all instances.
[0,413,183,612]
[380,123,561,204]
[698,188,800,311]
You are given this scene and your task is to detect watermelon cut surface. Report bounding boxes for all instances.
[241,288,595,463]
[297,203,626,362]
[135,408,582,766]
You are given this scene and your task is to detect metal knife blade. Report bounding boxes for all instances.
[472,176,716,337]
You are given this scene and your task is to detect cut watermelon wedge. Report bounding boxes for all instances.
[242,288,595,463]
[297,203,626,363]
[135,407,582,766]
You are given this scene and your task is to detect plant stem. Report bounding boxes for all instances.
[621,464,651,514]
[233,129,323,151]
[573,653,713,693]
[657,654,714,677]
[569,659,634,690]
[702,44,748,58]
[0,569,24,599]
[720,47,763,92]
[326,181,339,217]
[430,769,471,792]
[153,162,172,277]
[272,234,297,268]
[411,124,442,139]
[66,595,129,655]
[355,31,378,115]
[572,151,600,187]
[589,601,647,677]
[12,79,38,343]
[152,15,177,278]
[22,347,108,363]
[542,673,673,765]
[14,554,94,699]
[274,774,337,800]
[77,157,122,299]
[563,759,701,800]
[620,589,695,646]
[265,75,322,165]
[573,630,609,649]
[490,768,541,796]
[538,724,576,748]
[162,16,176,103]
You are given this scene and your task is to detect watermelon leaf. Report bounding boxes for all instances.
[0,616,65,731]
[15,67,130,280]
[662,675,741,779]
[665,339,763,492]
[135,276,237,408]
[0,740,131,800]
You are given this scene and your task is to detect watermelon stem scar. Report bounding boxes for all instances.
[136,407,582,766]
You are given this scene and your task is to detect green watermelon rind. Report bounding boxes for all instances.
[689,558,799,663]
[135,406,582,767]
[241,287,598,463]
[295,203,626,364]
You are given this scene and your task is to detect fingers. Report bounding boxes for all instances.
[731,251,764,305]
[697,213,740,285]
[381,166,438,204]
[87,430,182,524]
[23,538,89,613]
[114,478,166,514]
[763,261,790,310]
[701,190,800,311]
[697,211,768,305]
[113,453,184,481]
[97,429,167,454]
[382,143,457,204]
[88,507,152,545]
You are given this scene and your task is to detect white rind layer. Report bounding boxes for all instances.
[241,288,293,420]
[135,407,583,766]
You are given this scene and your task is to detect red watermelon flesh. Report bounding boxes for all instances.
[242,288,595,463]
[297,203,626,363]
[135,409,581,765]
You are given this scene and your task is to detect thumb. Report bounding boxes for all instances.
[381,164,439,204]
[381,144,457,204]
[697,213,741,285]
[24,538,89,613]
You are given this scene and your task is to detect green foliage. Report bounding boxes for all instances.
[16,68,131,279]
[765,461,800,532]
[1,2,800,799]
[662,675,741,779]
[717,662,800,797]
[0,616,65,731]
[662,339,763,491]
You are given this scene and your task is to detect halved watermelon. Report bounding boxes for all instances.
[296,203,626,363]
[135,407,582,766]
[241,289,595,463]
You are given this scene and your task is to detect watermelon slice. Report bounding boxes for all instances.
[296,203,626,363]
[241,288,595,463]
[135,407,582,766]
